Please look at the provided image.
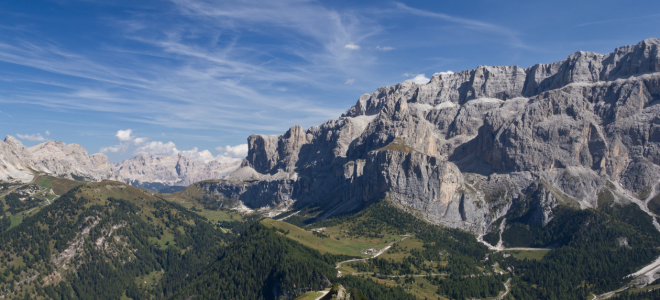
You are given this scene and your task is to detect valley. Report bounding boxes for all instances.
[1,173,660,299]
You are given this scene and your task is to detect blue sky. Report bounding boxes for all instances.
[0,0,658,163]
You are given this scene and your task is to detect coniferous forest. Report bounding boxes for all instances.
[0,180,660,300]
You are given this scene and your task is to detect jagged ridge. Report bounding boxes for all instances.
[201,38,660,234]
[0,137,240,190]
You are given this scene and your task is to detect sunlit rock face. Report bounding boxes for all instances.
[199,38,660,233]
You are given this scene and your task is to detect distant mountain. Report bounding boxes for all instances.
[199,38,660,235]
[112,153,240,191]
[0,136,240,190]
[0,136,111,182]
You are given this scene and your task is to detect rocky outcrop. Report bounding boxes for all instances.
[199,38,660,234]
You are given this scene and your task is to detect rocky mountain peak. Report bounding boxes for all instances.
[3,135,24,148]
[200,38,660,234]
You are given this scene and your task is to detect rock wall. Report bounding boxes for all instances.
[199,38,660,234]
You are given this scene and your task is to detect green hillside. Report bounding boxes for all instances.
[0,180,234,299]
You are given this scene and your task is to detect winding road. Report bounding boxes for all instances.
[476,218,552,252]
[335,235,411,276]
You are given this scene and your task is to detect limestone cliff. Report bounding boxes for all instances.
[200,38,660,234]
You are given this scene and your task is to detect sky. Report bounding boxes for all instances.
[0,0,659,163]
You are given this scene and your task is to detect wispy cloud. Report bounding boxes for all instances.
[394,2,531,50]
[577,13,660,27]
[0,0,535,143]
[0,0,378,133]
[404,74,430,84]
[16,133,47,142]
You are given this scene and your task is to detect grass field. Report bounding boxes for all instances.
[261,218,399,258]
[150,233,176,249]
[38,176,86,195]
[136,270,164,289]
[163,183,245,224]
[361,275,449,300]
[506,249,550,260]
[294,289,330,300]
[378,237,425,262]
[9,213,24,229]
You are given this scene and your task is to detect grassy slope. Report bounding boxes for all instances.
[0,176,87,229]
[265,201,505,300]
[0,180,232,300]
[261,218,398,258]
[163,183,244,223]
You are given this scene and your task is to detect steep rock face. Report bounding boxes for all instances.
[191,39,660,233]
[112,154,241,187]
[358,151,471,230]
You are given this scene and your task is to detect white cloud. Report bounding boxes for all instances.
[16,133,47,142]
[376,45,394,51]
[100,129,149,154]
[404,74,431,85]
[434,71,454,76]
[216,144,249,158]
[135,141,179,157]
[99,145,126,153]
[116,129,133,142]
[130,140,246,164]
[133,137,148,145]
[180,147,215,163]
[345,78,355,85]
[344,43,361,50]
[45,131,50,136]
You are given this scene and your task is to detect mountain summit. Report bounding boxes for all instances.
[198,38,660,233]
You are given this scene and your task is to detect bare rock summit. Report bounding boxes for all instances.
[200,38,660,233]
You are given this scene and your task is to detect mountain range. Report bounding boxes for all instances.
[0,136,241,190]
[1,38,660,300]
[197,38,660,235]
